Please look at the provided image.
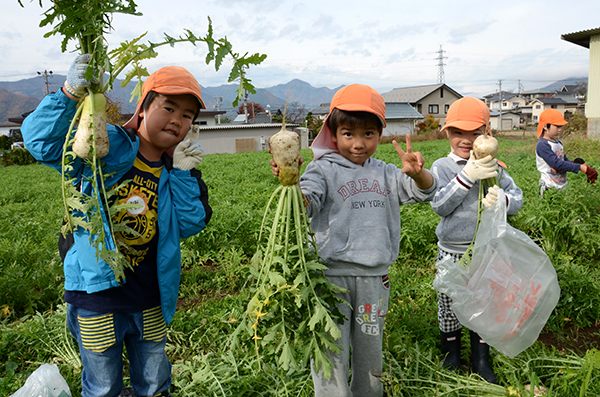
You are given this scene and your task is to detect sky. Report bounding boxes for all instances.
[2,0,599,99]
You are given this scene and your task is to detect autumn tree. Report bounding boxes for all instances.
[237,101,265,119]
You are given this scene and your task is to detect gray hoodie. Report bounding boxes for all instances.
[300,153,437,276]
[430,152,523,253]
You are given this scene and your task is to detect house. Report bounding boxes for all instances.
[529,97,581,123]
[309,102,423,136]
[485,93,528,112]
[0,122,22,137]
[382,84,462,124]
[562,27,600,139]
[490,111,520,131]
[194,122,301,155]
[520,89,555,101]
[383,103,423,136]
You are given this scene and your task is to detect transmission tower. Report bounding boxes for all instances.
[435,45,447,84]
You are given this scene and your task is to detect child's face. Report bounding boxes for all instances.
[542,124,562,140]
[447,126,485,160]
[137,93,198,158]
[332,123,382,165]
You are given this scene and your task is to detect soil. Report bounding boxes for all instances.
[537,323,600,354]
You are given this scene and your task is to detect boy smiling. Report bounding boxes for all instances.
[22,61,212,397]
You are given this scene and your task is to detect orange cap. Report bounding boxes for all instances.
[311,84,386,161]
[123,66,206,130]
[330,84,386,127]
[440,97,490,132]
[537,109,567,138]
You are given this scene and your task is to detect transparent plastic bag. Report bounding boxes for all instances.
[433,189,561,357]
[10,364,72,397]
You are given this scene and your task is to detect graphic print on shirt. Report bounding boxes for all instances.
[113,156,162,267]
[338,177,391,210]
[356,299,385,336]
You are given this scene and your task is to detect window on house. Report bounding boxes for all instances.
[551,105,557,109]
[428,104,439,114]
[198,121,208,125]
[440,88,444,98]
[535,104,541,109]
[444,104,450,113]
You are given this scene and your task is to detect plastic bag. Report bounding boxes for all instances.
[433,189,561,357]
[10,364,72,397]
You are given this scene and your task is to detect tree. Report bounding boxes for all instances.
[237,102,265,120]
[105,95,127,125]
[305,112,324,139]
[287,101,308,123]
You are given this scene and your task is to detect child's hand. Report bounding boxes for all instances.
[392,134,424,177]
[173,125,204,170]
[482,185,500,208]
[64,54,99,99]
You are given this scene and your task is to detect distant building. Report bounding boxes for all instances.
[309,102,423,136]
[382,84,462,125]
[562,27,600,139]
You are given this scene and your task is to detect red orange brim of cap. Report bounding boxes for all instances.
[330,84,386,127]
[123,66,205,130]
[537,109,567,138]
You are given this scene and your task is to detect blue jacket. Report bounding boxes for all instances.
[22,89,211,324]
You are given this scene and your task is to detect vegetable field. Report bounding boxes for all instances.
[1,135,600,396]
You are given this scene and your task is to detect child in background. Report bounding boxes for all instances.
[430,97,523,384]
[22,56,212,397]
[271,84,437,396]
[536,108,597,196]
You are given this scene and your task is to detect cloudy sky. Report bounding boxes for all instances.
[2,0,598,98]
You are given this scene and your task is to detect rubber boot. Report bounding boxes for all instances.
[440,329,462,371]
[470,331,497,384]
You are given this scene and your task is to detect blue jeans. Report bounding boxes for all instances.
[67,304,171,397]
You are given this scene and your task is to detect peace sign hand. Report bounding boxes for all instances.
[392,134,425,177]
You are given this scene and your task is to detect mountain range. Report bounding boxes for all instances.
[0,75,343,123]
[0,76,587,124]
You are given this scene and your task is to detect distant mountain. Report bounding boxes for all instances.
[541,77,588,92]
[0,76,340,122]
[0,86,40,121]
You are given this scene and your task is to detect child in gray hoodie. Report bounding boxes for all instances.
[271,84,436,396]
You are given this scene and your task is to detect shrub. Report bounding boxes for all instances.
[1,149,37,167]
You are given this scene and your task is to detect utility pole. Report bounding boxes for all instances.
[435,45,447,84]
[497,79,504,131]
[37,70,53,95]
[213,95,223,124]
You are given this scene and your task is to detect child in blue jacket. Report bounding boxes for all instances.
[22,56,212,397]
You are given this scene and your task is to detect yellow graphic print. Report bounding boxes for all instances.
[113,157,162,267]
[78,313,116,353]
[143,306,167,342]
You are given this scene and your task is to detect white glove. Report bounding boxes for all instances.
[482,185,499,208]
[173,125,204,170]
[463,151,498,181]
[64,54,98,98]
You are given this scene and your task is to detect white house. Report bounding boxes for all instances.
[382,84,462,125]
[383,103,424,136]
[194,122,301,155]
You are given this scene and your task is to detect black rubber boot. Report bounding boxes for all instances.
[470,331,497,384]
[440,329,462,371]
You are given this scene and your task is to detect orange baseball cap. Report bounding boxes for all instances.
[311,84,386,160]
[330,84,386,127]
[537,109,567,138]
[123,66,206,130]
[440,97,490,132]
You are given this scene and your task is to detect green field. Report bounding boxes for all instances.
[1,135,600,396]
